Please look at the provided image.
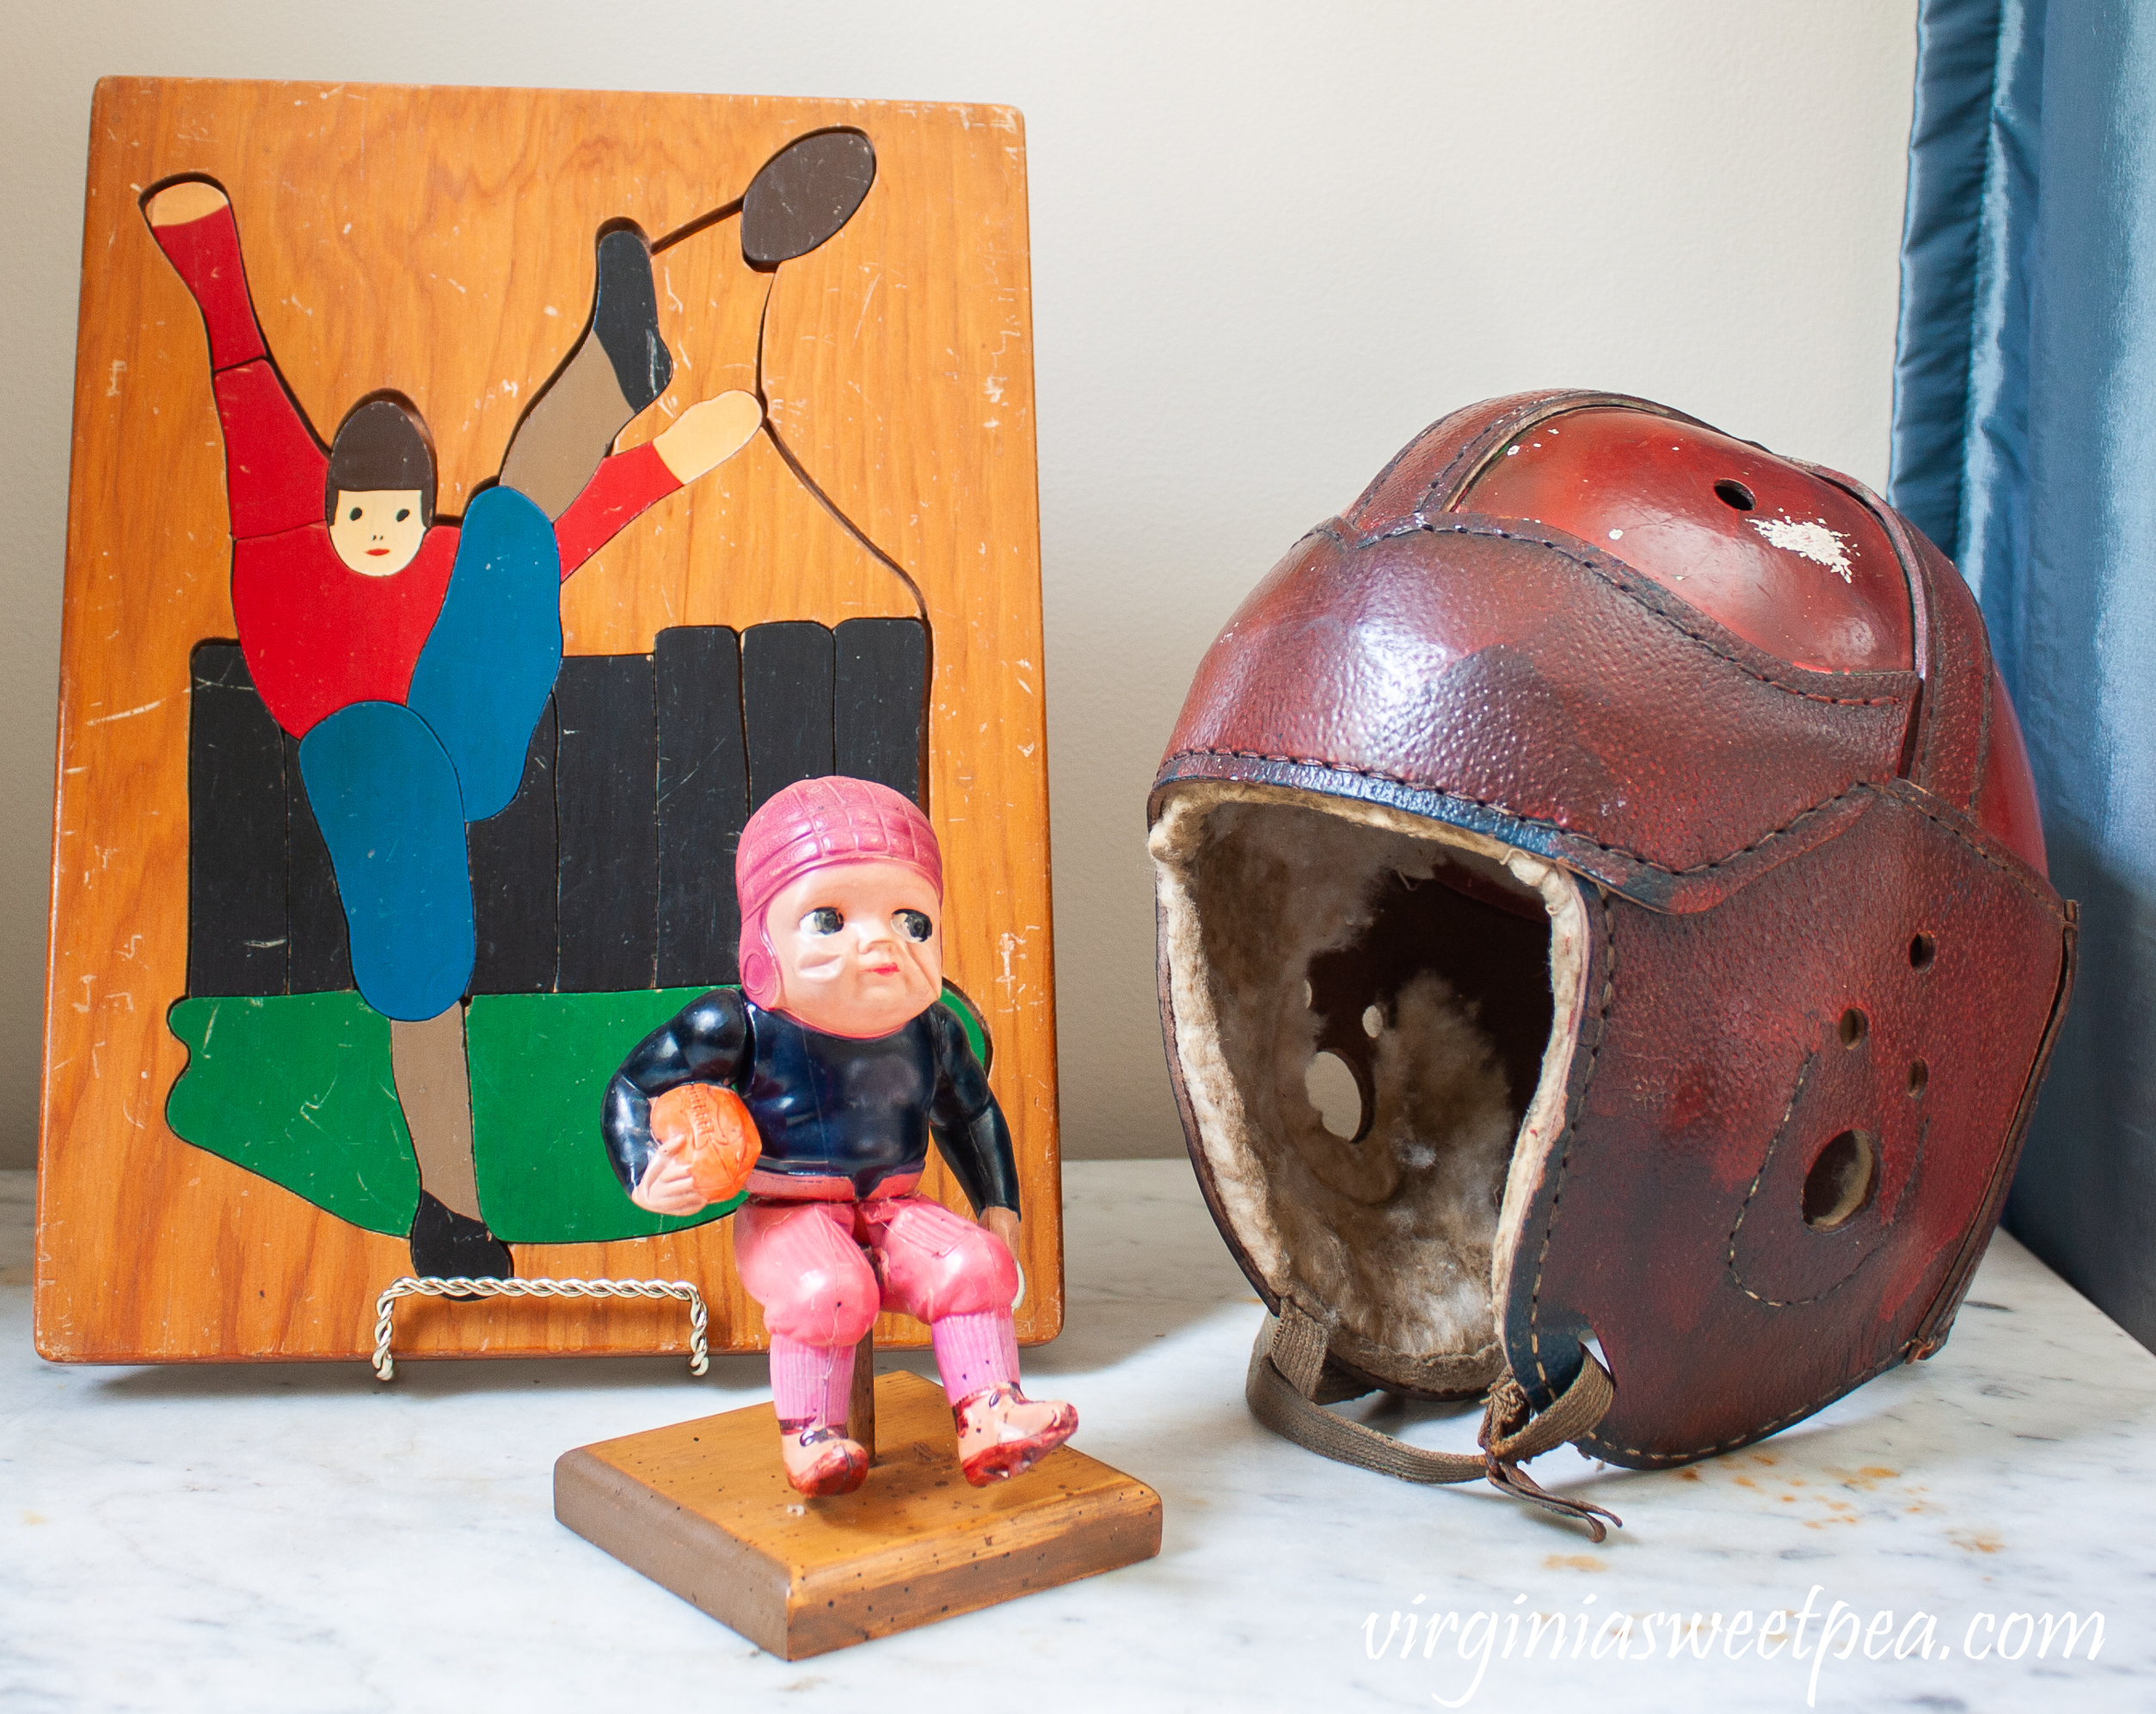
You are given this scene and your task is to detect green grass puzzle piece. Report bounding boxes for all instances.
[465,986,740,1244]
[938,979,992,1075]
[165,992,420,1236]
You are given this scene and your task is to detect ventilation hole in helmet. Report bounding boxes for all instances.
[1908,932,1936,970]
[1304,1051,1366,1142]
[1714,478,1756,512]
[1803,1130,1877,1229]
[1361,1004,1385,1039]
[1838,1007,1868,1047]
[1907,1059,1928,1098]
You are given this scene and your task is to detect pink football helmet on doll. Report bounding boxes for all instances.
[734,775,943,1010]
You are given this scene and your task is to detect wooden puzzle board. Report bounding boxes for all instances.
[39,77,1059,1361]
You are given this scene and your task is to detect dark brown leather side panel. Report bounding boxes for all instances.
[1500,789,2069,1465]
[1908,894,2077,1359]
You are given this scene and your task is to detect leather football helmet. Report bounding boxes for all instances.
[1148,392,2074,1534]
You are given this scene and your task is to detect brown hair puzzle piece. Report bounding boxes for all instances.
[41,78,1058,1363]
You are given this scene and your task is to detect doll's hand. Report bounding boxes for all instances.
[981,1207,1025,1311]
[982,1206,1020,1258]
[630,1146,709,1217]
[648,1082,760,1202]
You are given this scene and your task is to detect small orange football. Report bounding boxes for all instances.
[650,1083,761,1203]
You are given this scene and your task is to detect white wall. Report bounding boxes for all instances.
[1,2,1919,1170]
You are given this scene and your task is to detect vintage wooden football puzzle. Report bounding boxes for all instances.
[555,1371,1163,1658]
[40,77,1059,1362]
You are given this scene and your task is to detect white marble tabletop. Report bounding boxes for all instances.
[4,1159,2151,1712]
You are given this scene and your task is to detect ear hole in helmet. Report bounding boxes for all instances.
[1803,1130,1877,1229]
[1838,1007,1868,1047]
[1714,478,1756,512]
[1304,1050,1367,1141]
[1301,854,1554,1178]
[1908,932,1936,970]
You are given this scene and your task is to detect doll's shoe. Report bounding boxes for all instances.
[953,1385,1078,1486]
[779,1422,869,1496]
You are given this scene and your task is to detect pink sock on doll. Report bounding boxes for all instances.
[931,1311,1021,1402]
[769,1333,857,1428]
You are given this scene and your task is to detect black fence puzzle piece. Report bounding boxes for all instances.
[469,694,561,995]
[656,626,748,990]
[743,621,835,812]
[556,654,659,993]
[187,642,289,998]
[835,617,928,806]
[284,731,352,994]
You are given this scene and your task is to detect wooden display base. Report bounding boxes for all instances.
[555,1371,1162,1657]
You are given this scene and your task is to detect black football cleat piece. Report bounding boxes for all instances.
[592,227,673,413]
[408,1191,513,1295]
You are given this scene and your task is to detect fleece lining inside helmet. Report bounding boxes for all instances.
[1151,782,1589,1398]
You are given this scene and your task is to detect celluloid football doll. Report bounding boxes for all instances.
[601,776,1076,1496]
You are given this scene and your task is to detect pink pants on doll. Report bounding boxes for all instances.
[734,1192,1021,1428]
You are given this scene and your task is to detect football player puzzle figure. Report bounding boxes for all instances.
[602,777,1078,1496]
[142,173,777,1279]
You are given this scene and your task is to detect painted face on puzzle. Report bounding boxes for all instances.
[765,858,943,1039]
[329,488,427,575]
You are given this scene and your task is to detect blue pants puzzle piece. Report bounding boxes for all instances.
[299,702,476,1022]
[408,484,564,822]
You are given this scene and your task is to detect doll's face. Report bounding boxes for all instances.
[329,489,426,575]
[764,859,943,1039]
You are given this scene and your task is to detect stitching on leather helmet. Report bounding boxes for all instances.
[1163,748,1869,880]
[1360,518,1908,710]
[1726,1112,1932,1312]
[1589,1343,1915,1465]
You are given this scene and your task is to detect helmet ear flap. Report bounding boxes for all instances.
[739,938,779,1008]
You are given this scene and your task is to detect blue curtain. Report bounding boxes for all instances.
[1892,0,2156,1348]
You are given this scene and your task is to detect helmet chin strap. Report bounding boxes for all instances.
[1245,1297,1623,1542]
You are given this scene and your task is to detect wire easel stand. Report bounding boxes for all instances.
[371,1276,709,1381]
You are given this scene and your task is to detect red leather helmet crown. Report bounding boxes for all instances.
[1149,392,2073,1519]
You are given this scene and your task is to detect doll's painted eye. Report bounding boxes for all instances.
[396,507,411,522]
[894,909,932,943]
[801,906,843,936]
[347,506,363,521]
